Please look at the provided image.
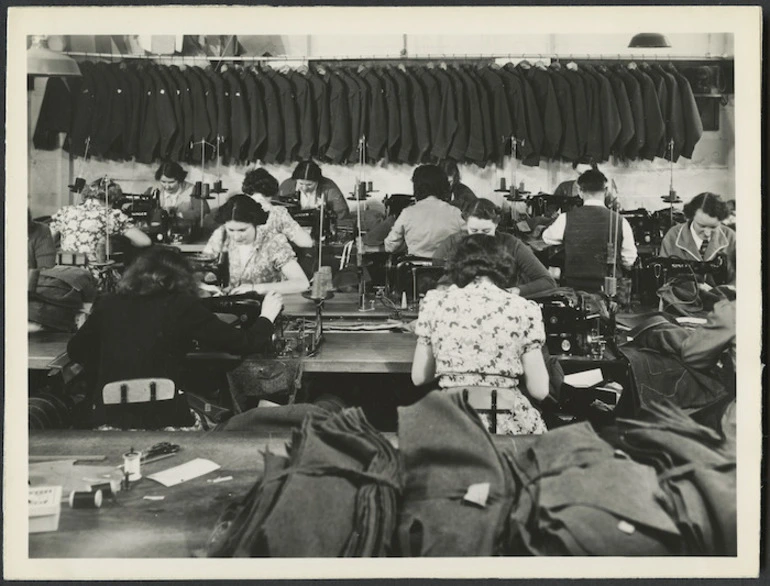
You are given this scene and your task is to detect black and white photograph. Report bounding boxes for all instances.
[4,4,763,580]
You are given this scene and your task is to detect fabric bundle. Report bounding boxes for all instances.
[602,400,737,555]
[504,421,682,555]
[396,391,515,556]
[35,59,704,167]
[207,407,401,557]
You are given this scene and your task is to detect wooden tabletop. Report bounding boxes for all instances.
[27,429,535,558]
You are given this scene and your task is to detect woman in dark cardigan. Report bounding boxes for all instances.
[67,247,283,429]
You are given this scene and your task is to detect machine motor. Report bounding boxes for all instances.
[621,208,663,248]
[530,288,611,357]
[384,255,446,305]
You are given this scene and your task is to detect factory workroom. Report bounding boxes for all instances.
[14,19,760,574]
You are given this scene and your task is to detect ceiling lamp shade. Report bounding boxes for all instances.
[628,33,672,49]
[27,35,81,76]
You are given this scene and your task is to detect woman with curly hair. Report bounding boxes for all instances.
[411,234,550,435]
[241,168,313,248]
[67,246,283,429]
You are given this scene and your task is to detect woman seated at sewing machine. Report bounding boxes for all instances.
[67,247,283,430]
[203,195,309,295]
[412,234,550,435]
[659,192,736,288]
[148,161,211,228]
[49,179,151,290]
[432,199,556,298]
[277,160,350,221]
[241,168,313,249]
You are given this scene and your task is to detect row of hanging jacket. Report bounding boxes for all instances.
[34,58,704,167]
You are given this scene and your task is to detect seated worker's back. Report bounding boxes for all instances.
[67,248,281,429]
[384,165,465,258]
[542,169,637,293]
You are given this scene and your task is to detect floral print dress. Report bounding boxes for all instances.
[49,199,135,291]
[204,225,297,288]
[415,279,548,435]
[264,205,310,247]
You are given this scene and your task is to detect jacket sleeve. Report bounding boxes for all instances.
[513,241,557,298]
[32,225,57,269]
[324,181,350,221]
[679,299,735,371]
[67,297,103,366]
[384,213,407,253]
[432,234,457,264]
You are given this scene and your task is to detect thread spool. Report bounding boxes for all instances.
[123,449,142,481]
[499,177,506,191]
[70,489,103,509]
[90,480,118,498]
[193,181,202,197]
[357,182,367,199]
[603,277,618,297]
[213,180,223,192]
[201,183,210,197]
[367,181,373,192]
[401,291,408,309]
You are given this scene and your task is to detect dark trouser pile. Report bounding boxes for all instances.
[206,407,401,557]
[601,399,737,555]
[504,421,682,555]
[395,391,515,556]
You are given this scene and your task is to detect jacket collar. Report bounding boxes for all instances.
[672,222,730,261]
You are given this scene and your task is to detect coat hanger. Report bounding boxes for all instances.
[566,56,579,71]
[397,63,407,73]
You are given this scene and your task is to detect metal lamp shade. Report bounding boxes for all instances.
[628,33,672,48]
[27,37,81,76]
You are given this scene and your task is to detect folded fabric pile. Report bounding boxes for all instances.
[601,399,737,555]
[505,421,682,555]
[396,391,515,556]
[207,407,401,557]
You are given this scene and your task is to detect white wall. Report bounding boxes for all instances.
[27,33,736,218]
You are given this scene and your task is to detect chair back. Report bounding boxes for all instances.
[102,378,176,405]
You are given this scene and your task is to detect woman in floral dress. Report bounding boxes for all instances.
[203,195,309,295]
[241,168,313,249]
[412,233,551,435]
[49,180,151,290]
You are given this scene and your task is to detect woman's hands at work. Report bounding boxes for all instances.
[230,283,266,295]
[260,291,284,323]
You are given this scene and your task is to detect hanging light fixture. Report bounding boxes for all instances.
[628,33,672,49]
[27,35,81,76]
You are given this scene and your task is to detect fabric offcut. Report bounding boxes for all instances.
[396,391,515,556]
[207,407,401,557]
[504,421,682,556]
[601,399,736,555]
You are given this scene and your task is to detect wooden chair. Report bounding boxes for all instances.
[102,378,176,406]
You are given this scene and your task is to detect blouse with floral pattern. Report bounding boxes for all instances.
[415,279,546,390]
[50,199,135,261]
[264,205,310,247]
[204,225,296,287]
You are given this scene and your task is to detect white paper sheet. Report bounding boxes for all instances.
[146,458,221,487]
[563,368,604,388]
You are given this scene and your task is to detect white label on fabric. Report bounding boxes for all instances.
[160,89,165,94]
[617,520,636,534]
[463,482,490,508]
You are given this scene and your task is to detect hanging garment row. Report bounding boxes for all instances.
[34,59,704,168]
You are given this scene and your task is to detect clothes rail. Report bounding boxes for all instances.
[61,51,731,62]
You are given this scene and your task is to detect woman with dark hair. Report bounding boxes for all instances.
[149,161,210,226]
[242,168,312,248]
[203,195,309,294]
[660,192,736,286]
[433,199,556,297]
[67,246,283,429]
[384,164,465,258]
[277,160,350,221]
[438,159,477,213]
[412,234,550,435]
[49,179,151,289]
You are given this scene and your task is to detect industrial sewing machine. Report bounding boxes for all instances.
[198,292,324,358]
[274,195,339,242]
[530,288,613,357]
[384,255,446,307]
[637,254,730,305]
[115,191,198,244]
[620,208,664,248]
